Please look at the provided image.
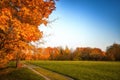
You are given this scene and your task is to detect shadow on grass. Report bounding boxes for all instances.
[0,65,16,73]
[0,66,9,70]
[0,62,44,80]
[0,62,16,78]
[0,65,15,74]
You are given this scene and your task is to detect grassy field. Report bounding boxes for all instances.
[0,62,44,80]
[28,61,120,80]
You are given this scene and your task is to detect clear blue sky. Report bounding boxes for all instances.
[39,0,120,51]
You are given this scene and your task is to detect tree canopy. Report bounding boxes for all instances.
[106,43,120,61]
[0,0,56,68]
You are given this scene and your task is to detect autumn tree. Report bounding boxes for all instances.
[0,0,56,68]
[73,47,105,61]
[90,48,105,61]
[72,47,83,60]
[106,43,120,61]
[80,47,92,60]
[48,47,59,60]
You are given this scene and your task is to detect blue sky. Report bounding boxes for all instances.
[39,0,120,51]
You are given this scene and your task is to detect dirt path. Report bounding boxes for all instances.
[24,64,74,80]
[24,64,50,80]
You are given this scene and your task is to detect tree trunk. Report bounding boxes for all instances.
[16,58,19,68]
[16,52,20,68]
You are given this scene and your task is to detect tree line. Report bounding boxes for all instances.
[7,43,120,61]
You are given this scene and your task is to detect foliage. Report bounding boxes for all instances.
[18,44,120,61]
[106,43,120,61]
[0,0,56,68]
[73,47,106,61]
[14,43,120,61]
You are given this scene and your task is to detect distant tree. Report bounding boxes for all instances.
[53,47,70,60]
[73,48,82,60]
[55,47,65,60]
[49,47,59,60]
[72,47,91,60]
[73,47,105,61]
[90,48,105,61]
[106,43,120,61]
[63,46,71,60]
[80,47,92,60]
[0,0,56,68]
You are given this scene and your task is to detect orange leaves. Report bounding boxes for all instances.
[18,23,42,42]
[0,49,9,68]
[0,0,56,66]
[10,18,43,42]
[0,15,9,25]
[0,8,12,32]
[42,20,48,26]
[0,0,9,7]
[1,8,12,18]
[6,53,14,60]
[14,0,56,26]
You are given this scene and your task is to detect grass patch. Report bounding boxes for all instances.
[28,61,120,80]
[34,67,70,80]
[0,61,44,80]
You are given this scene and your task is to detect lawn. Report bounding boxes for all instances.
[0,61,44,80]
[28,61,120,80]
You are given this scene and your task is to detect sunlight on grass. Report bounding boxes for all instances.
[28,61,120,80]
[34,67,70,80]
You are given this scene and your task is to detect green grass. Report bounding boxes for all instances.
[28,61,120,80]
[0,61,44,80]
[34,67,71,80]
